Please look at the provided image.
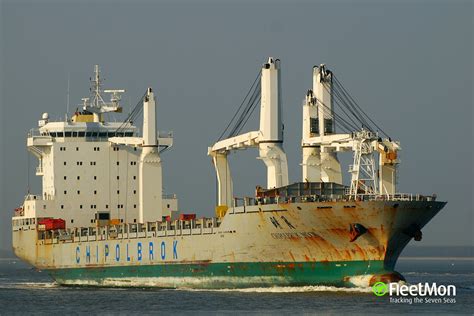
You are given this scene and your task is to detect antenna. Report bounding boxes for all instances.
[26,149,30,194]
[66,72,70,119]
[81,98,90,110]
[80,65,125,121]
[91,64,106,108]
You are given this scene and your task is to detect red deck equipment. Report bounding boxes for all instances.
[38,218,66,231]
[179,214,196,221]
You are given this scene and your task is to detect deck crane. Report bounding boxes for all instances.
[301,65,400,199]
[208,57,289,212]
[302,65,343,184]
[108,88,173,223]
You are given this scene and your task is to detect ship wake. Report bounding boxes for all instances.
[56,276,374,293]
[183,285,372,293]
[0,281,59,289]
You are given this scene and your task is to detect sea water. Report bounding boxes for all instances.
[0,257,472,314]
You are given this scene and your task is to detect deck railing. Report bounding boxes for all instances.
[36,217,222,245]
[28,128,138,139]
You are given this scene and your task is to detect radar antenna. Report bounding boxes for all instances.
[81,65,126,122]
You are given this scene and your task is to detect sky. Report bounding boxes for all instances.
[0,0,472,252]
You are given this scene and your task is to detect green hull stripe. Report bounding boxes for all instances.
[49,260,390,288]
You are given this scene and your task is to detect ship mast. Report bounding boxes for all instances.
[81,65,125,122]
[92,65,105,107]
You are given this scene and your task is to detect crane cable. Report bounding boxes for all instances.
[116,90,147,134]
[218,71,261,141]
[317,82,362,132]
[331,79,373,131]
[229,80,261,137]
[333,75,390,138]
[314,95,360,133]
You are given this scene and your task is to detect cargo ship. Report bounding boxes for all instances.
[12,59,446,288]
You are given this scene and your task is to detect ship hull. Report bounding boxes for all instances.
[49,260,388,288]
[13,200,446,288]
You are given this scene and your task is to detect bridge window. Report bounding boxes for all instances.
[310,117,319,134]
[324,119,333,134]
[96,213,110,220]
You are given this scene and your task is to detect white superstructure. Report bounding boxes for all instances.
[22,66,177,228]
